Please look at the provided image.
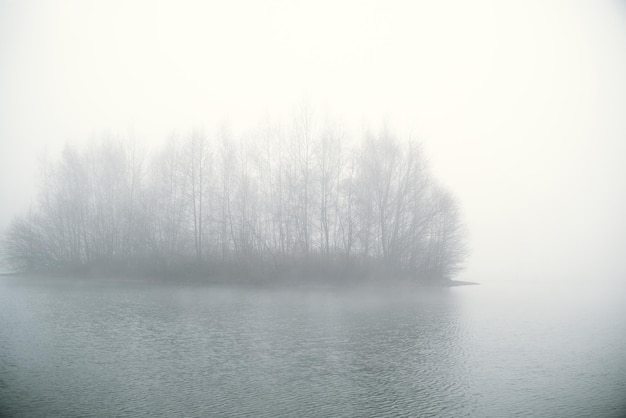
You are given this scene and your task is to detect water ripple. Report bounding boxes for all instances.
[1,279,625,417]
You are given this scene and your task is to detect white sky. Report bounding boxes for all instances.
[1,0,625,283]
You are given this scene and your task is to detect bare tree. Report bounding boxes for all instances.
[425,185,468,279]
[313,123,343,258]
[184,130,212,263]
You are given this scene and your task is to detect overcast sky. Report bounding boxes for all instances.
[1,0,625,283]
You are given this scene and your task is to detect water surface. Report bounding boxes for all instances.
[1,277,624,417]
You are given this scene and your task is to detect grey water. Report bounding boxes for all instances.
[0,277,624,417]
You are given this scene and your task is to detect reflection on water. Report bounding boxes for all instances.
[0,277,624,417]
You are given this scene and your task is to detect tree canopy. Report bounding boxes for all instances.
[1,117,467,283]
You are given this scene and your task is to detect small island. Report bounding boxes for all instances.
[1,119,468,286]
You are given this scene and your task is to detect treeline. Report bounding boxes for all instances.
[2,117,467,282]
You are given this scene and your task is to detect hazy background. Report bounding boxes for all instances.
[1,0,625,284]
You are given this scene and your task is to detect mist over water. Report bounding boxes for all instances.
[1,1,626,416]
[1,277,624,417]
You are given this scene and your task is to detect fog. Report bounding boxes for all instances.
[2,0,626,285]
[3,4,626,415]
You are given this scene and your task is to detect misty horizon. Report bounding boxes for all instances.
[2,1,626,285]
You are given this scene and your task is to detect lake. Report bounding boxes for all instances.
[1,276,625,417]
